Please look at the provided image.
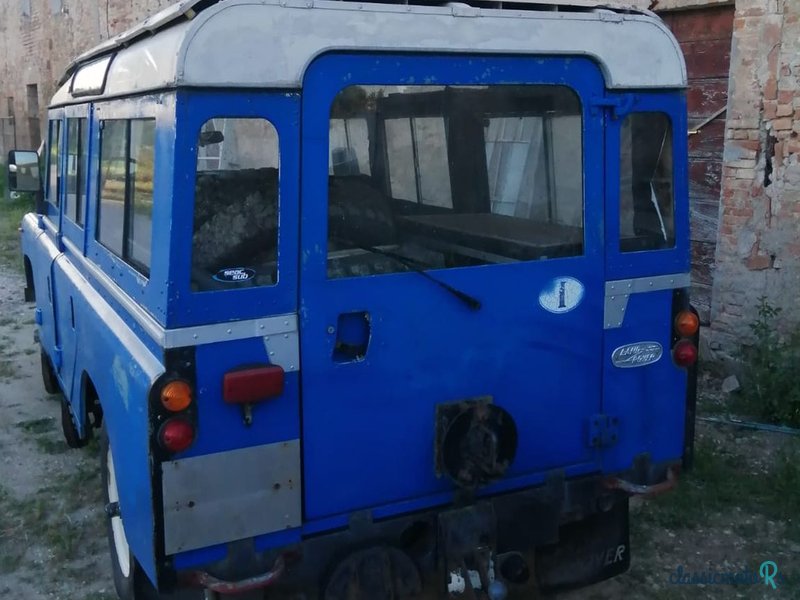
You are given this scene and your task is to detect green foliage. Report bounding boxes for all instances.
[735,297,800,427]
[639,437,800,536]
[0,163,34,272]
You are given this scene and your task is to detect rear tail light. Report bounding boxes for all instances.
[674,310,700,338]
[158,418,196,453]
[672,339,698,367]
[223,365,284,405]
[160,380,193,412]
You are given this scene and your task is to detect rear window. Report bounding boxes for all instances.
[191,118,280,291]
[326,85,583,279]
[619,112,674,252]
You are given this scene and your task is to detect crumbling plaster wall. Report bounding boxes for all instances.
[710,0,800,356]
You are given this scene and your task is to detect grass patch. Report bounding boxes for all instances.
[34,435,70,455]
[0,358,17,379]
[639,437,800,532]
[15,417,56,434]
[732,298,800,427]
[0,455,104,570]
[0,164,35,272]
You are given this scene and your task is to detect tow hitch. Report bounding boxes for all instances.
[181,554,288,597]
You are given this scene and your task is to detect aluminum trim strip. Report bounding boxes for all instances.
[161,440,302,555]
[604,273,690,329]
[59,236,299,355]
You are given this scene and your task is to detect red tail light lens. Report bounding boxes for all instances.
[674,310,700,338]
[158,418,195,453]
[673,339,698,367]
[223,365,284,405]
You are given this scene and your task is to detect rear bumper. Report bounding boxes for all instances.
[171,458,678,596]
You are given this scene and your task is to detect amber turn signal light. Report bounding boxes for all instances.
[161,380,193,412]
[674,310,699,338]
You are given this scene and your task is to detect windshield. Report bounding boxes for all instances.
[326,84,584,279]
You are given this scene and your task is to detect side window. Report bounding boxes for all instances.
[65,118,88,226]
[47,119,61,208]
[191,118,279,291]
[619,112,674,252]
[97,119,156,275]
[127,120,156,270]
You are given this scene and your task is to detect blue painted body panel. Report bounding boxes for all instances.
[21,214,164,583]
[167,91,301,328]
[299,53,607,520]
[601,90,691,472]
[21,47,691,587]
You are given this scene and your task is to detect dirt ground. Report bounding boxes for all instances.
[0,258,798,599]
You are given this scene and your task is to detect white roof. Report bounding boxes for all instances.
[51,0,686,106]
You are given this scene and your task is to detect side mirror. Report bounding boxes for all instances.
[7,150,41,193]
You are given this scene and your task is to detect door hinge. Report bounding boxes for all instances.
[590,95,635,119]
[588,414,619,448]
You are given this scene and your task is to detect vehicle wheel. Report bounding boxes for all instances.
[40,349,60,394]
[100,427,162,600]
[60,397,88,449]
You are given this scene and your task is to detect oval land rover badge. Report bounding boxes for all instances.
[612,342,663,368]
[538,276,585,314]
[212,267,256,283]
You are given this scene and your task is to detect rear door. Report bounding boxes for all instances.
[299,54,607,521]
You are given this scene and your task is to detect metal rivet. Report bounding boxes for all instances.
[270,351,275,356]
[327,326,335,334]
[284,334,288,339]
[259,324,265,329]
[284,321,289,326]
[611,295,615,300]
[226,328,232,334]
[192,334,198,339]
[289,365,295,370]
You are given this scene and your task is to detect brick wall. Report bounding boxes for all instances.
[710,0,800,356]
[0,0,173,153]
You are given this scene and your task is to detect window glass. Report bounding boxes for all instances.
[47,120,61,208]
[327,85,583,279]
[97,119,156,274]
[620,113,674,252]
[97,120,127,257]
[65,118,88,225]
[127,120,156,272]
[192,118,279,291]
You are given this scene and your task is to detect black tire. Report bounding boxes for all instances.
[60,397,88,449]
[40,349,60,394]
[100,426,162,600]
